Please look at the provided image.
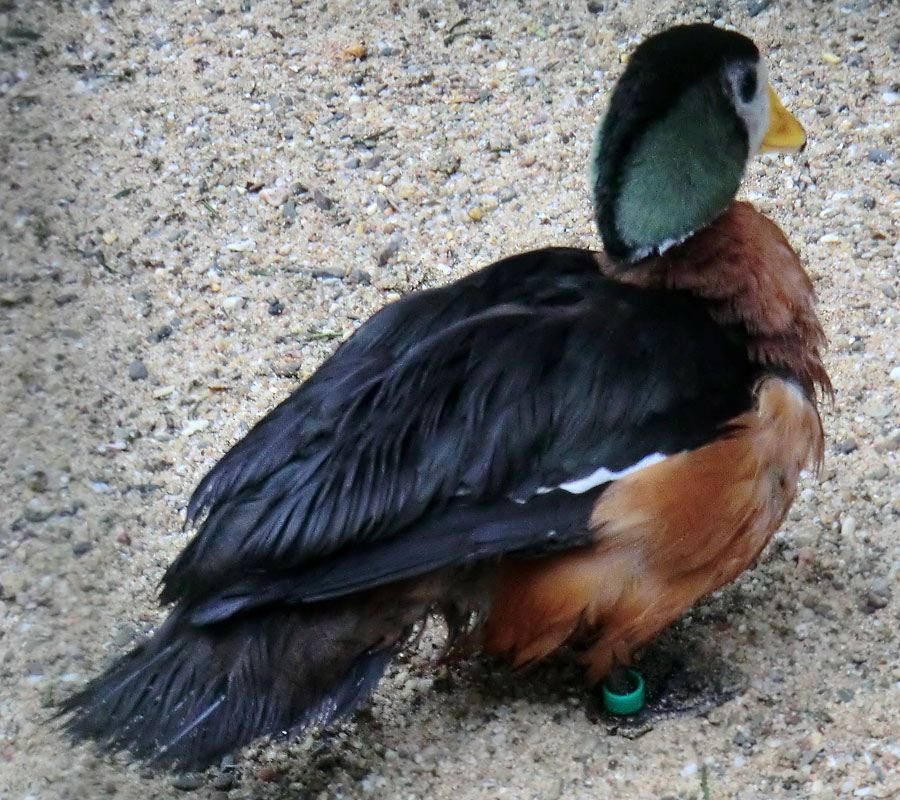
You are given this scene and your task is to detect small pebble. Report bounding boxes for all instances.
[259,186,289,207]
[312,265,346,280]
[841,516,858,537]
[348,267,372,285]
[833,438,857,454]
[836,687,854,703]
[468,205,484,221]
[312,187,333,211]
[226,239,255,252]
[127,359,149,381]
[867,148,891,164]
[0,570,25,598]
[55,293,79,306]
[0,290,32,307]
[147,324,173,343]
[518,66,537,86]
[283,199,297,220]
[170,774,203,791]
[867,465,889,480]
[882,91,900,106]
[866,578,892,609]
[377,236,404,266]
[25,471,49,493]
[211,771,234,791]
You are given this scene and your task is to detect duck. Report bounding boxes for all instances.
[62,23,830,770]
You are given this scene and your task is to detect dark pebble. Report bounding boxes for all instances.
[377,236,404,266]
[833,438,857,454]
[212,772,235,791]
[345,156,361,169]
[112,625,137,647]
[836,688,854,703]
[72,541,93,556]
[25,471,49,493]
[128,359,149,380]
[733,730,755,747]
[55,293,79,306]
[147,324,173,343]
[23,506,54,523]
[132,290,150,303]
[26,661,44,676]
[868,148,890,164]
[364,155,383,170]
[312,187,333,211]
[866,578,892,609]
[171,774,204,791]
[283,199,297,221]
[586,0,604,12]
[268,298,285,316]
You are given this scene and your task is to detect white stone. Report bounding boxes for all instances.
[259,186,289,207]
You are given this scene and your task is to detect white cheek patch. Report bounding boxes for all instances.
[538,451,667,495]
[725,59,769,157]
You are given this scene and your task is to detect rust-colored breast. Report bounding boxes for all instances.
[601,202,832,399]
[483,377,823,681]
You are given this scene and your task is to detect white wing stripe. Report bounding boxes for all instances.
[538,451,666,495]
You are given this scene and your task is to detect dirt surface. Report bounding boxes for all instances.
[2,1,899,798]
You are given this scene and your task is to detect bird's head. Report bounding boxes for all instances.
[591,24,806,265]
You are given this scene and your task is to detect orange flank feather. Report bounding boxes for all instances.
[483,377,824,681]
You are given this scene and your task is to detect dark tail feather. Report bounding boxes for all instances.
[59,596,412,770]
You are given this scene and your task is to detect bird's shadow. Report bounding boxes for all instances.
[427,621,746,736]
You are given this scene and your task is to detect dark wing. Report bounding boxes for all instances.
[184,248,603,521]
[162,249,759,607]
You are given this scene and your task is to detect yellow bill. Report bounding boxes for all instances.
[761,85,806,152]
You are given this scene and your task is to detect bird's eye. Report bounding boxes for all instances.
[739,69,757,104]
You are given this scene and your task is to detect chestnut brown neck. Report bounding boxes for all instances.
[599,201,831,400]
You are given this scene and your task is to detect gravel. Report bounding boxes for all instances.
[2,1,899,799]
[127,359,149,381]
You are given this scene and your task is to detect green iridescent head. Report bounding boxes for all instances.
[591,24,805,264]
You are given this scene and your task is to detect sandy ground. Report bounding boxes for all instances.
[1,0,899,798]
